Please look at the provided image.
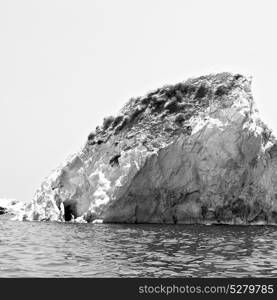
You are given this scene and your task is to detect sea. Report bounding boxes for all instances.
[0,217,277,277]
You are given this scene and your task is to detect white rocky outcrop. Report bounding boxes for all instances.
[18,73,277,224]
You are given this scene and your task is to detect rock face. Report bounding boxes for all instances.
[20,72,277,224]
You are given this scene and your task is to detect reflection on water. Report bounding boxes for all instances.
[0,219,277,277]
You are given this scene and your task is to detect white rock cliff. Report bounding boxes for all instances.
[19,73,277,224]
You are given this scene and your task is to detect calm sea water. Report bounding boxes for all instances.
[0,217,277,277]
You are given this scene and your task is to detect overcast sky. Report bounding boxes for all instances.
[0,0,277,202]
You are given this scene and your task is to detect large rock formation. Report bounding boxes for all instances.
[19,73,277,224]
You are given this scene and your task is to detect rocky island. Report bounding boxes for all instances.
[16,73,277,225]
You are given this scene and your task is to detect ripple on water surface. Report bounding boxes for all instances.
[0,219,277,277]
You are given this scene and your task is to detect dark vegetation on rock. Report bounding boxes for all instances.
[102,116,115,130]
[86,72,241,152]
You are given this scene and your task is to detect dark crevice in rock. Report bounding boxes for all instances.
[109,153,121,167]
[97,139,104,145]
[271,211,277,223]
[201,205,208,219]
[64,202,77,221]
[269,144,277,159]
[172,214,178,224]
[182,190,200,203]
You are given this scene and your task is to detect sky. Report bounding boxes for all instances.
[0,0,277,202]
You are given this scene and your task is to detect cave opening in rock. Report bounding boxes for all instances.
[63,202,77,221]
